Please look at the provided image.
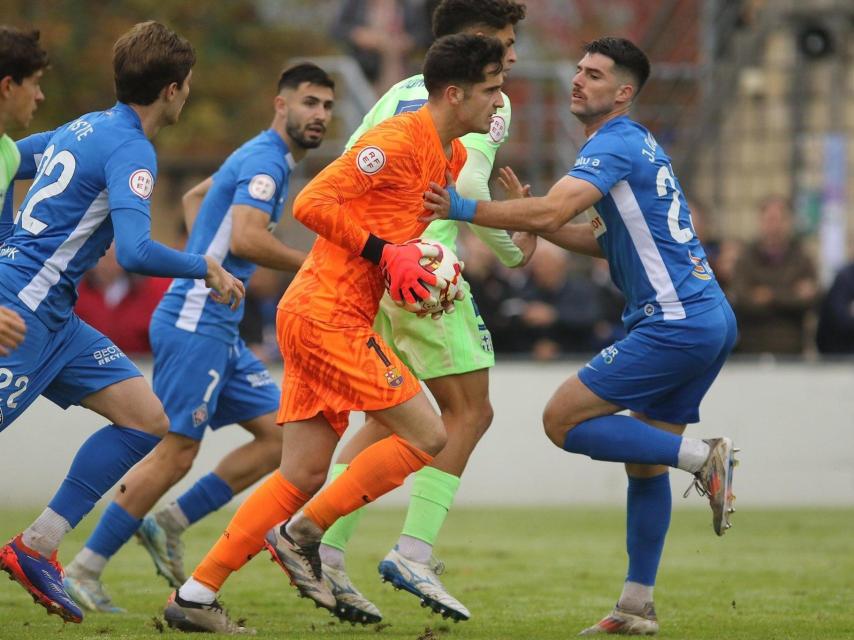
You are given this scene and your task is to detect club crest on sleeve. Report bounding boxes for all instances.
[489,115,506,143]
[357,146,386,175]
[129,169,154,199]
[248,174,276,201]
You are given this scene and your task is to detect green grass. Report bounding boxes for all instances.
[0,507,852,639]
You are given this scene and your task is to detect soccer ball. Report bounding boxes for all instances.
[400,239,463,316]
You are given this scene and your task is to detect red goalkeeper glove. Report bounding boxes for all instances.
[381,241,447,305]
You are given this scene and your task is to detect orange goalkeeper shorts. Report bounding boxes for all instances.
[276,309,421,436]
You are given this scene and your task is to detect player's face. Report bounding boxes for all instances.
[570,53,626,121]
[6,70,44,129]
[165,70,192,125]
[457,65,505,134]
[284,82,334,150]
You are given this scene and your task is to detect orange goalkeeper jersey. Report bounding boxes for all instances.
[281,106,467,327]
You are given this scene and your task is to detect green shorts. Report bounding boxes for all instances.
[374,280,495,380]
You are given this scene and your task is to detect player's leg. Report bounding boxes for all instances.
[580,413,682,636]
[141,342,282,591]
[272,391,444,613]
[378,367,491,621]
[165,416,338,634]
[1,318,163,623]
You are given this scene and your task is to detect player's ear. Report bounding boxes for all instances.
[273,94,287,115]
[161,81,178,102]
[446,84,464,106]
[616,82,635,106]
[0,75,14,98]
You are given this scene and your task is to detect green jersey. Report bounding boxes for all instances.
[0,134,21,215]
[346,74,521,265]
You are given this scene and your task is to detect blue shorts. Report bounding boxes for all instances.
[0,303,141,433]
[150,321,280,441]
[578,301,737,424]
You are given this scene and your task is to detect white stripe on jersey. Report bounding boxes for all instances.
[611,180,686,321]
[18,191,110,312]
[175,206,233,332]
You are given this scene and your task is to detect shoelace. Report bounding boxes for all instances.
[298,542,323,580]
[682,474,708,499]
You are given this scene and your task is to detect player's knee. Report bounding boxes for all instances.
[144,408,170,439]
[542,404,571,449]
[418,418,447,456]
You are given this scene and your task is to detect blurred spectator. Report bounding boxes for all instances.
[239,267,290,364]
[513,243,621,360]
[729,195,818,354]
[75,244,171,355]
[816,262,854,354]
[713,237,744,292]
[330,0,434,94]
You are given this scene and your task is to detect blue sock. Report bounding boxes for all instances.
[626,473,672,585]
[48,425,160,527]
[84,502,142,559]
[176,472,234,525]
[562,415,681,466]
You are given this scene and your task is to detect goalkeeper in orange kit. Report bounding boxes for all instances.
[163,33,507,634]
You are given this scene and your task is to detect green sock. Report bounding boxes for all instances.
[400,466,461,545]
[319,463,365,551]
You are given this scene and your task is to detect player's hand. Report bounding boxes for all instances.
[0,306,26,356]
[512,231,537,267]
[497,166,531,200]
[422,171,476,223]
[203,256,245,311]
[380,242,445,306]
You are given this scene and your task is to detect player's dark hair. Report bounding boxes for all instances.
[584,37,650,93]
[113,21,195,106]
[423,34,504,96]
[0,26,49,84]
[432,0,526,38]
[277,62,335,93]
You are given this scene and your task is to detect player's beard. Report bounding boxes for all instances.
[286,120,324,149]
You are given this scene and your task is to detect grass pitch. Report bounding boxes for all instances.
[0,506,851,639]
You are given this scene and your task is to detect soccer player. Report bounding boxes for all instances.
[163,33,506,634]
[0,27,47,355]
[318,0,531,624]
[0,22,244,624]
[424,37,738,636]
[61,63,335,614]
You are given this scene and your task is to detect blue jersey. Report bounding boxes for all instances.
[0,103,205,330]
[0,132,52,242]
[153,129,295,344]
[568,116,724,329]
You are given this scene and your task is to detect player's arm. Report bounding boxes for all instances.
[539,221,603,258]
[0,306,26,356]
[106,143,244,309]
[182,176,212,233]
[458,148,531,267]
[293,145,441,304]
[230,205,305,272]
[425,173,603,234]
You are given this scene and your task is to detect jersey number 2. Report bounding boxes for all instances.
[656,164,693,244]
[16,145,77,235]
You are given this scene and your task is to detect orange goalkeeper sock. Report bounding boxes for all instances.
[303,434,432,530]
[193,471,308,591]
